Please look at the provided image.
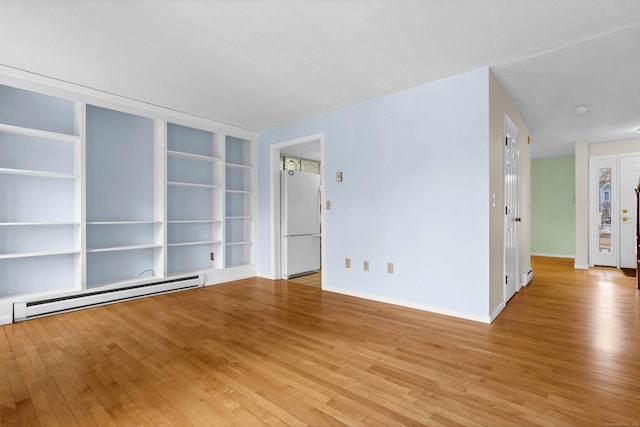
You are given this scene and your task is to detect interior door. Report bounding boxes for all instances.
[590,158,617,267]
[619,156,640,268]
[504,118,519,302]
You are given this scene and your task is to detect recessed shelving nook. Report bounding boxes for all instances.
[0,84,80,298]
[0,75,256,324]
[166,123,224,274]
[225,136,255,268]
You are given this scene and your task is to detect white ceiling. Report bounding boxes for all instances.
[1,0,639,158]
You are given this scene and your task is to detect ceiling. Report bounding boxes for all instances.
[1,1,639,158]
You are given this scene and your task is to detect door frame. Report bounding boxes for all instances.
[504,115,519,302]
[269,133,324,282]
[588,154,640,268]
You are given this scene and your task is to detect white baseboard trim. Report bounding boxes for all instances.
[489,301,506,323]
[574,264,590,270]
[323,285,492,324]
[204,265,257,286]
[0,314,12,326]
[531,253,575,259]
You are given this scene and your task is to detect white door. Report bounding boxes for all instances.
[619,156,640,268]
[504,117,519,302]
[590,158,617,267]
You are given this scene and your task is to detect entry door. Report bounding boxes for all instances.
[504,118,519,302]
[619,156,640,268]
[590,158,617,267]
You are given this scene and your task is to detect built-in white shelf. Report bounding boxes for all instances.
[0,249,80,260]
[0,167,77,179]
[167,181,221,189]
[167,150,222,162]
[0,222,80,226]
[225,162,253,169]
[168,240,222,247]
[0,123,80,143]
[87,244,162,253]
[225,241,253,246]
[168,220,221,224]
[0,83,256,305]
[87,221,161,225]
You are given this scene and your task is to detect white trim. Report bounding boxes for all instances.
[489,301,506,323]
[323,286,493,324]
[269,134,325,282]
[531,253,575,258]
[574,263,590,270]
[205,264,256,285]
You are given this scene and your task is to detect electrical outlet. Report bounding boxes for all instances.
[387,262,394,274]
[326,200,332,210]
[363,261,369,271]
[336,171,343,182]
[345,258,351,268]
[210,252,215,261]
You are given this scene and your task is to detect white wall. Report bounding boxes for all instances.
[256,67,493,321]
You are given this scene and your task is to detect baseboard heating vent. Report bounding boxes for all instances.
[13,274,204,322]
[522,269,534,286]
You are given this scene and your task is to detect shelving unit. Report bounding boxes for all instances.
[225,136,255,268]
[166,123,223,274]
[0,79,257,316]
[0,84,80,297]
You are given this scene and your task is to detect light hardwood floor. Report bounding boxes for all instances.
[0,256,639,426]
[285,270,321,288]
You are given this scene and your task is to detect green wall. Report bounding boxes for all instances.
[531,156,575,256]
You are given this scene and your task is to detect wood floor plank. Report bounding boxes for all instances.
[1,256,639,425]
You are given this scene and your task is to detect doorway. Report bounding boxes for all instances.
[269,134,324,286]
[589,155,640,268]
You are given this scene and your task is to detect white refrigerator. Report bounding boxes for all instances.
[281,170,321,279]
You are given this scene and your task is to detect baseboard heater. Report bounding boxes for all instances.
[13,274,204,322]
[522,268,534,286]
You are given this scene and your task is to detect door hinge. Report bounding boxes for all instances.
[505,206,508,215]
[505,137,508,146]
[505,275,508,284]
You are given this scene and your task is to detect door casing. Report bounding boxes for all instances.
[269,133,324,282]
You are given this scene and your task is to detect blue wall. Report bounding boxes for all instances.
[257,67,491,318]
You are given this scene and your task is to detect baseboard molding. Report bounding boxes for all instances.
[489,301,506,323]
[205,265,257,286]
[0,314,12,326]
[574,264,590,270]
[323,286,492,324]
[531,253,575,259]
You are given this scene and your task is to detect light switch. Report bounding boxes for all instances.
[336,172,343,182]
[326,200,332,210]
